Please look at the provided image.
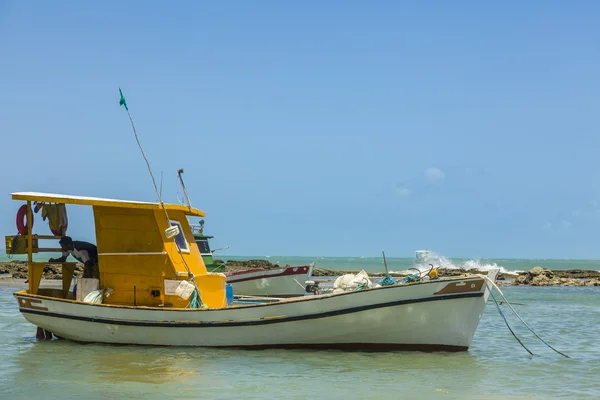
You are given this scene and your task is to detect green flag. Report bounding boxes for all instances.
[119,88,128,111]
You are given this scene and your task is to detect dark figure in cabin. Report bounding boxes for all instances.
[49,236,99,279]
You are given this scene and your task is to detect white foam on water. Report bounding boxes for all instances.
[394,250,520,276]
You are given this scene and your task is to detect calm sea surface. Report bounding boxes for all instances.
[1,274,599,399]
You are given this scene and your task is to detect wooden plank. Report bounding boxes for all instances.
[34,235,62,240]
[28,263,44,295]
[41,262,78,266]
[62,264,75,298]
[27,201,32,266]
[11,192,205,217]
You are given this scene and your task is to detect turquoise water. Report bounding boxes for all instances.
[3,253,600,275]
[230,255,600,275]
[1,281,598,399]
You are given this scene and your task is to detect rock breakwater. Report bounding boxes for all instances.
[2,260,599,287]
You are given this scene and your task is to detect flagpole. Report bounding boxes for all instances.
[118,88,202,307]
[119,88,163,204]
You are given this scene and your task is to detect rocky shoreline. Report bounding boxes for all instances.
[2,260,600,287]
[511,266,600,286]
[0,260,84,280]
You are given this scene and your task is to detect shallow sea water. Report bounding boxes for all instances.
[1,282,599,399]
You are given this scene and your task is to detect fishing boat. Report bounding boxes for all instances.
[191,221,313,297]
[7,192,498,351]
[190,222,225,273]
[225,264,314,298]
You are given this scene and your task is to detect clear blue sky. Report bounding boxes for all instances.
[1,0,599,259]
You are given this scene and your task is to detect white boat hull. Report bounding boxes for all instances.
[15,276,490,351]
[226,265,313,297]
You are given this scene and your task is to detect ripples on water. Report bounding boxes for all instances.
[0,283,599,399]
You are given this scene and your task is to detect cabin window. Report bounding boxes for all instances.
[169,221,190,253]
[196,239,211,255]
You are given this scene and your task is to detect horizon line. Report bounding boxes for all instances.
[1,249,599,262]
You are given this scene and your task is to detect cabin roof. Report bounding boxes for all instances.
[11,192,205,217]
[193,235,214,239]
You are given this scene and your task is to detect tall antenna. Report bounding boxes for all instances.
[177,168,192,211]
[159,171,163,202]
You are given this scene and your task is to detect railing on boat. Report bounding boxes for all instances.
[5,201,76,298]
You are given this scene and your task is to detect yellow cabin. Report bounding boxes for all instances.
[7,192,228,309]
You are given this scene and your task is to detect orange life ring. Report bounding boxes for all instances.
[16,205,33,235]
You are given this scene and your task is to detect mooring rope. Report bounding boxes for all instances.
[479,274,569,358]
[487,285,534,355]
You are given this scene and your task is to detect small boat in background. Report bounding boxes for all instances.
[190,221,225,273]
[416,249,432,264]
[191,221,313,298]
[225,264,313,298]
